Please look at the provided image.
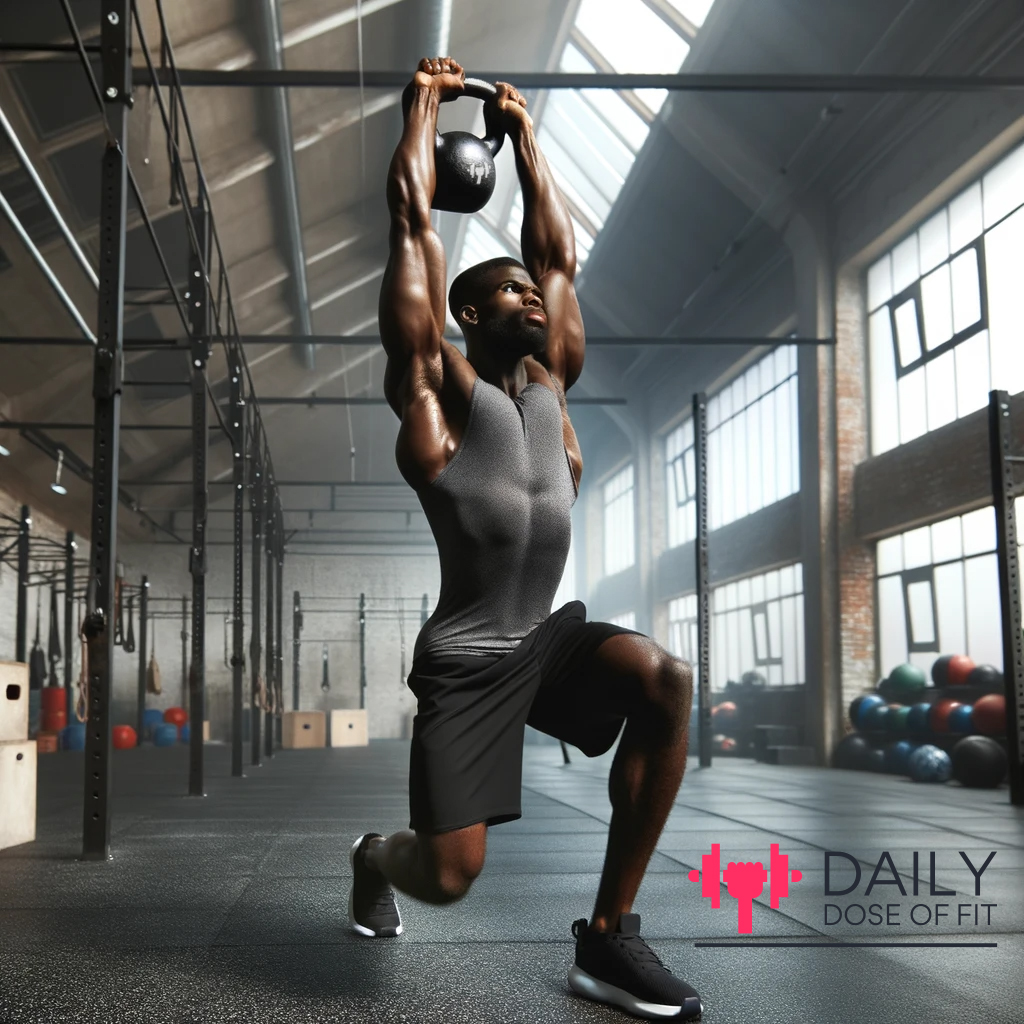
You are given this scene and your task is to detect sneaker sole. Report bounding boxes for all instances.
[568,965,702,1020]
[348,834,403,938]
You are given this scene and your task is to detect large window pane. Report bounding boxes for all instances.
[893,299,922,367]
[577,0,691,74]
[897,367,927,444]
[906,580,936,644]
[950,248,982,333]
[982,142,1024,228]
[964,554,1002,666]
[892,234,919,294]
[925,349,956,432]
[869,309,899,454]
[920,263,953,350]
[984,206,1024,396]
[918,208,950,274]
[867,254,892,311]
[949,182,982,251]
[877,510,1002,673]
[954,330,990,418]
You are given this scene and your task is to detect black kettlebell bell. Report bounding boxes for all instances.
[432,78,505,215]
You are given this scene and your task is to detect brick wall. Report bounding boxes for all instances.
[834,267,878,716]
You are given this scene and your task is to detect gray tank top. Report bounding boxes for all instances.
[413,376,577,659]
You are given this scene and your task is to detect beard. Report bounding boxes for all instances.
[484,311,548,357]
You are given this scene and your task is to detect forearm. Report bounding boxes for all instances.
[387,85,441,230]
[513,123,576,278]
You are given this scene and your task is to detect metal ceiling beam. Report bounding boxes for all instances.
[255,0,314,370]
[136,69,1024,92]
[0,335,833,346]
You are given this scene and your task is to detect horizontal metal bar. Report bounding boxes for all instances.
[0,422,224,431]
[123,380,191,387]
[259,395,626,405]
[122,479,409,486]
[0,42,101,54]
[0,334,833,347]
[141,507,423,513]
[234,334,831,347]
[134,68,1024,92]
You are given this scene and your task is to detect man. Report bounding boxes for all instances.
[349,56,702,1021]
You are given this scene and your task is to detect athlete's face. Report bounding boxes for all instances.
[464,268,548,357]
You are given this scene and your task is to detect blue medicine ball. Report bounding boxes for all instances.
[855,694,886,729]
[908,743,952,783]
[947,704,974,735]
[906,702,932,737]
[153,723,179,747]
[180,723,190,743]
[883,740,914,774]
[61,723,87,751]
[142,708,165,741]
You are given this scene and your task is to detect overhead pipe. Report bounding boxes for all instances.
[0,101,99,289]
[0,187,95,341]
[255,0,314,370]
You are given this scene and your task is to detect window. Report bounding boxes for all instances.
[665,418,696,546]
[603,464,635,575]
[608,611,637,629]
[711,565,805,688]
[875,502,1024,674]
[446,0,718,280]
[867,142,1024,454]
[707,347,799,530]
[668,593,699,686]
[668,564,805,690]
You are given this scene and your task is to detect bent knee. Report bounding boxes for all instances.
[643,653,693,721]
[433,869,479,903]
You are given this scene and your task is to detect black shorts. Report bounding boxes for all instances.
[406,600,644,835]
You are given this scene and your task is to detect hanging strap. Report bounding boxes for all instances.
[75,614,88,723]
[113,576,124,647]
[321,642,330,693]
[124,595,135,653]
[47,583,61,687]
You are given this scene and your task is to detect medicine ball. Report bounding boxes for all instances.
[951,736,1007,788]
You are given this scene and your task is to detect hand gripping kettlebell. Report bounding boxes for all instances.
[432,78,505,214]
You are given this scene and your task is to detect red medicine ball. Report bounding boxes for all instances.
[112,725,137,749]
[930,699,962,733]
[163,707,188,727]
[946,655,975,686]
[971,694,1006,736]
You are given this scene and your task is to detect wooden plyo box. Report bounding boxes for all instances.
[282,711,326,749]
[330,709,368,747]
[0,740,36,851]
[0,662,29,742]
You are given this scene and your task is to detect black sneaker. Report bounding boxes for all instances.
[348,833,402,937]
[569,913,702,1020]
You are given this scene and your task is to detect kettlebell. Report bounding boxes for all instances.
[432,78,505,214]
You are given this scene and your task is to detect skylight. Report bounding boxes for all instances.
[446,0,716,298]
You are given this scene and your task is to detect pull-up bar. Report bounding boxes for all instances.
[135,69,1024,92]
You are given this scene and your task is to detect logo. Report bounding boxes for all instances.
[687,843,803,934]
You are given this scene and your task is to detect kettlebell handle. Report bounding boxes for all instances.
[453,78,504,158]
[461,77,498,101]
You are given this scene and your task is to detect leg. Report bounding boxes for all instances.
[366,822,487,905]
[586,636,692,932]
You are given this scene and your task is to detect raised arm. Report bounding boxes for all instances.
[488,83,585,391]
[379,59,464,398]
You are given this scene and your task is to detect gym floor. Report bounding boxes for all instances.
[1,741,1021,1023]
